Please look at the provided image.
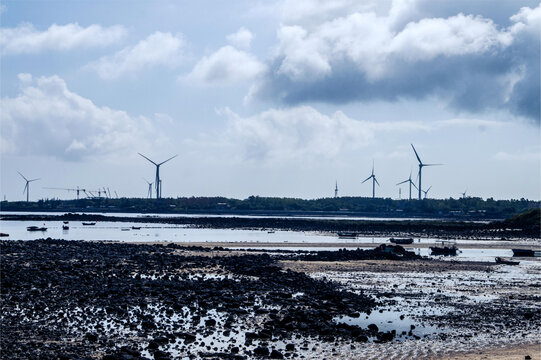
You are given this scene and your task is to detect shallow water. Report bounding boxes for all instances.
[2,210,478,222]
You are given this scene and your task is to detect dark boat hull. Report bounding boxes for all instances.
[389,238,414,245]
[27,226,47,232]
[512,249,541,257]
[430,246,457,256]
[337,232,358,239]
[495,257,520,265]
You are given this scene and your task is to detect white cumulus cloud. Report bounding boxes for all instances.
[0,74,164,160]
[86,32,185,79]
[0,22,126,55]
[221,106,428,162]
[186,45,266,86]
[226,27,254,49]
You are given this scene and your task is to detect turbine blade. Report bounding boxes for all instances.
[23,183,28,194]
[427,186,432,192]
[158,154,178,166]
[375,177,380,186]
[138,153,158,166]
[29,178,41,182]
[411,182,418,190]
[423,163,443,166]
[18,171,28,181]
[396,179,409,185]
[361,175,372,183]
[411,144,422,164]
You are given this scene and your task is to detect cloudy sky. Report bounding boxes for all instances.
[1,0,539,201]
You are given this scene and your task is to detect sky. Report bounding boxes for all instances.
[0,0,540,202]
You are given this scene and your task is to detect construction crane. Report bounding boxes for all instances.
[43,186,104,199]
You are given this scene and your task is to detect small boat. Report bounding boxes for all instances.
[389,237,414,245]
[62,225,69,230]
[121,228,131,231]
[430,241,458,256]
[82,222,96,226]
[512,249,541,257]
[0,233,9,237]
[131,226,141,230]
[495,257,520,265]
[267,230,275,234]
[27,226,47,231]
[337,232,358,239]
[63,221,69,224]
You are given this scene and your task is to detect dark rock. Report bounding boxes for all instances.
[270,349,284,359]
[253,346,269,357]
[367,324,379,332]
[85,332,98,342]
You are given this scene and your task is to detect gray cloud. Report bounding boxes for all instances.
[253,2,540,122]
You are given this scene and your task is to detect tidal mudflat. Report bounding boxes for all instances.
[1,239,540,359]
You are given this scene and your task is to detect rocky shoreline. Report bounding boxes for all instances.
[1,239,539,359]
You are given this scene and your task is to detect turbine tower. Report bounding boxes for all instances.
[18,171,40,202]
[396,171,418,200]
[334,181,338,198]
[138,153,178,199]
[361,161,379,198]
[411,144,441,200]
[144,179,153,199]
[422,186,432,199]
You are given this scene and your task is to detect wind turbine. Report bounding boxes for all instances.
[411,144,442,200]
[422,186,432,199]
[461,189,467,199]
[334,180,338,198]
[361,161,380,198]
[18,171,40,202]
[138,153,178,199]
[144,179,153,199]
[396,170,418,200]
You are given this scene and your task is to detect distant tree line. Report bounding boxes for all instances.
[1,196,539,220]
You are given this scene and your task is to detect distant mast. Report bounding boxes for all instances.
[334,181,339,198]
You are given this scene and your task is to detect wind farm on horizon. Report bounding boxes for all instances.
[9,144,478,202]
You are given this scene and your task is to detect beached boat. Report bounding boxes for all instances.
[430,241,458,256]
[0,232,9,237]
[27,226,47,231]
[495,257,520,265]
[63,221,69,224]
[121,228,130,231]
[512,249,541,257]
[82,222,96,226]
[389,237,414,245]
[62,225,69,230]
[131,226,141,230]
[337,232,358,239]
